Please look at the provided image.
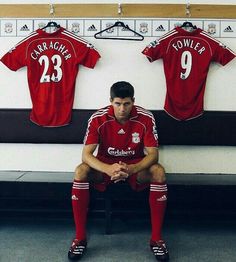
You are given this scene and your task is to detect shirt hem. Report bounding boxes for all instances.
[30,118,70,128]
[164,109,204,121]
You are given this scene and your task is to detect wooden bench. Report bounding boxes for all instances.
[0,109,236,233]
[0,171,236,234]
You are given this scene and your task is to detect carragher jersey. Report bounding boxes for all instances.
[142,27,236,121]
[1,27,100,127]
[84,105,158,163]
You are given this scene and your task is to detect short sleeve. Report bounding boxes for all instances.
[75,41,100,68]
[142,39,164,62]
[80,44,101,68]
[83,116,100,145]
[1,40,27,71]
[212,42,236,66]
[143,112,159,148]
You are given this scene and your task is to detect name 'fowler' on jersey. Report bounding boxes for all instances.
[142,26,236,121]
[171,38,206,54]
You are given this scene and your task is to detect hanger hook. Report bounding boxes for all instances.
[186,2,191,18]
[49,3,55,18]
[118,3,122,15]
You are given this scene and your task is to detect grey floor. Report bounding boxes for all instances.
[1,215,236,262]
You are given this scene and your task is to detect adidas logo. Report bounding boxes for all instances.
[71,195,78,200]
[118,128,125,134]
[224,26,233,32]
[20,24,30,31]
[155,25,165,32]
[87,24,97,31]
[157,195,167,201]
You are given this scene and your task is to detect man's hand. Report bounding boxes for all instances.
[110,161,129,183]
[111,170,129,183]
[105,162,127,178]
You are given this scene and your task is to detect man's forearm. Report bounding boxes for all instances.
[82,152,128,178]
[82,153,109,174]
[128,153,158,174]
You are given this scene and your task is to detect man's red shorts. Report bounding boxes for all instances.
[91,172,149,192]
[91,156,150,192]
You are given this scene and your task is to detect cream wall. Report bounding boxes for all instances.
[0,0,236,174]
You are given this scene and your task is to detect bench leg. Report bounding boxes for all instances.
[105,197,112,234]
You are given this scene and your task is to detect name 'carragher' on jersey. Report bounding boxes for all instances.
[0,27,101,127]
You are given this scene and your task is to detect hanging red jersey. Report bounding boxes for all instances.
[84,105,158,164]
[1,27,100,127]
[142,27,236,121]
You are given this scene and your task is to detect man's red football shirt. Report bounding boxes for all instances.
[84,105,159,164]
[142,27,236,121]
[1,27,100,127]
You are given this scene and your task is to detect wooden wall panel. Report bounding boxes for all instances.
[0,4,235,19]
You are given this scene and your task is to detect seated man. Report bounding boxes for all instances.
[68,81,169,261]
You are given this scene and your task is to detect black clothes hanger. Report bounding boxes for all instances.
[94,21,144,41]
[181,21,197,30]
[42,4,60,30]
[42,21,60,30]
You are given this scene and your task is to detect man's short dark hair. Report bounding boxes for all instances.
[110,81,134,100]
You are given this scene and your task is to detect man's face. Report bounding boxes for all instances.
[110,97,134,123]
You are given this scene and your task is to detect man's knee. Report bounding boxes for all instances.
[149,164,166,183]
[74,163,90,181]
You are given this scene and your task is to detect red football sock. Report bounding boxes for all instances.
[149,182,168,241]
[71,180,90,240]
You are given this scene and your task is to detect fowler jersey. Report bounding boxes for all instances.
[1,27,100,127]
[84,105,158,163]
[142,27,236,121]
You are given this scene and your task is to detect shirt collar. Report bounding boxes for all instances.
[176,26,202,36]
[38,26,63,37]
